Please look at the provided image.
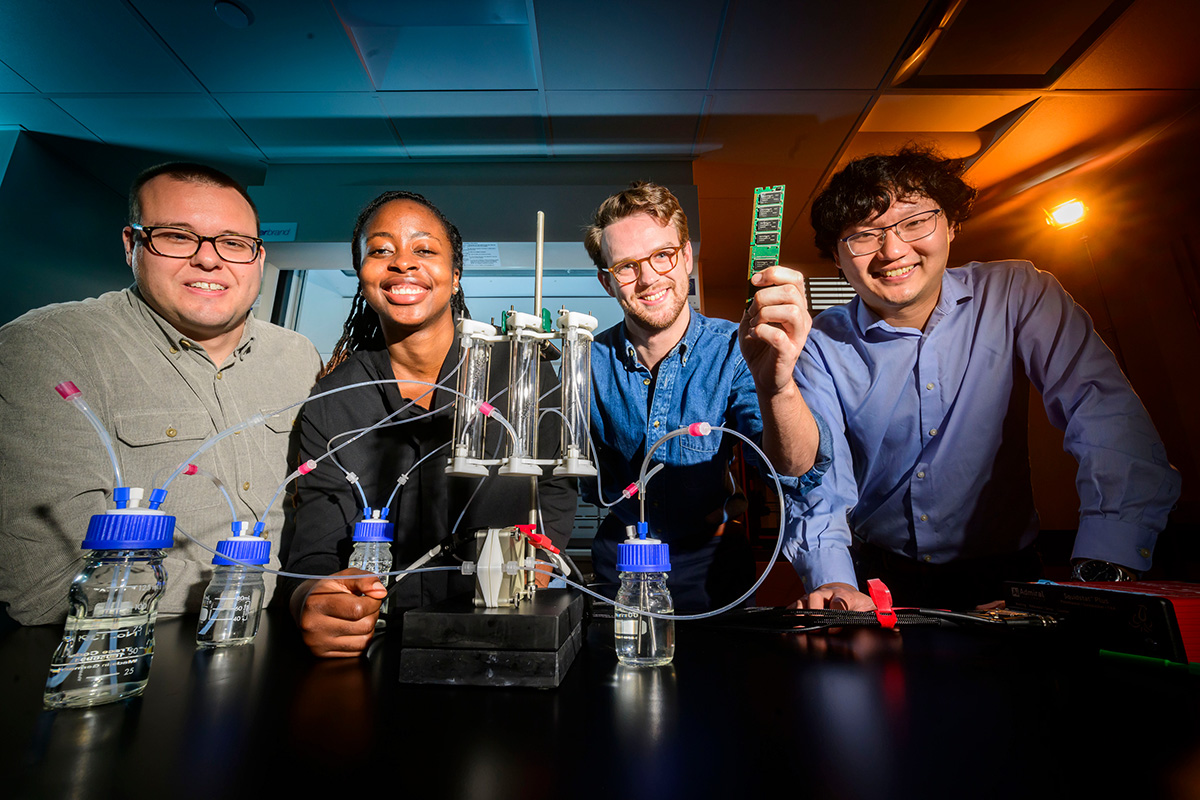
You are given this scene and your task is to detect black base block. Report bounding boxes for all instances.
[398,589,583,688]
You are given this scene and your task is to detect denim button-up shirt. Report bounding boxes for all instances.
[583,311,830,549]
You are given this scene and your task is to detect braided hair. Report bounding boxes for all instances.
[322,190,468,377]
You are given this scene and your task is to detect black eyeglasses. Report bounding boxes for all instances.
[840,209,943,256]
[131,224,263,264]
[607,246,683,286]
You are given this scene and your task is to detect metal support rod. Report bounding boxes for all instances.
[534,210,545,317]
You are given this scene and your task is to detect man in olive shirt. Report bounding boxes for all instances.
[0,163,320,625]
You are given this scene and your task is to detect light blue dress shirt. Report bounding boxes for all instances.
[787,261,1180,591]
[584,310,830,554]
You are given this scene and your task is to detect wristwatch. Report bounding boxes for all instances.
[1070,559,1138,582]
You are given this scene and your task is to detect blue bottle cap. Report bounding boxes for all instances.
[353,518,394,543]
[82,508,175,550]
[617,537,671,572]
[213,534,271,566]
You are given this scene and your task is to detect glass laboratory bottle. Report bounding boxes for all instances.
[614,527,674,667]
[44,501,174,709]
[197,529,268,648]
[349,509,394,616]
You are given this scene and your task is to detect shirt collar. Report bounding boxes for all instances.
[853,266,973,336]
[619,308,702,367]
[128,284,255,362]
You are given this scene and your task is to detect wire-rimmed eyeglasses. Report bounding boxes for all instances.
[840,209,943,257]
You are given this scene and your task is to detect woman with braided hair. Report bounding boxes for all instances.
[280,191,577,657]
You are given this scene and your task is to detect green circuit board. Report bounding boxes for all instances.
[748,185,785,284]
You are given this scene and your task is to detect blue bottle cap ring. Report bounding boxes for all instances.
[213,535,271,566]
[82,509,175,550]
[616,539,671,572]
[353,518,394,543]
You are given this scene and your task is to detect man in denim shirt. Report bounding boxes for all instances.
[582,182,831,611]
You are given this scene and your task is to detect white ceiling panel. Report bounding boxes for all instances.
[354,25,537,90]
[535,0,727,90]
[382,91,545,157]
[0,96,101,140]
[712,0,927,90]
[546,91,705,154]
[217,92,401,160]
[131,0,372,93]
[0,62,36,94]
[1058,0,1200,90]
[920,0,1110,77]
[0,0,198,93]
[861,94,1038,132]
[53,95,260,161]
[700,91,870,165]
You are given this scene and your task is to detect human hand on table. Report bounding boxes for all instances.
[792,582,876,612]
[292,568,388,658]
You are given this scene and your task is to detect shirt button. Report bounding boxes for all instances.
[216,373,223,380]
[243,481,251,491]
[643,378,651,386]
[653,420,660,428]
[917,471,925,479]
[929,428,938,436]
[165,427,177,438]
[169,346,178,354]
[920,514,929,522]
[926,382,934,390]
[923,555,932,563]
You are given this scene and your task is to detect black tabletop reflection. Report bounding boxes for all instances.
[3,607,1200,800]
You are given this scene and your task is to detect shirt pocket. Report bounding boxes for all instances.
[114,410,219,512]
[261,407,298,436]
[679,423,722,460]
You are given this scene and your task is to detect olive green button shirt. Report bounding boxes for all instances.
[0,287,321,625]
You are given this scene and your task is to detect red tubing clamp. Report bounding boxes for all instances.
[868,578,897,629]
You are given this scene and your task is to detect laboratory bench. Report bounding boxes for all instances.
[3,603,1199,800]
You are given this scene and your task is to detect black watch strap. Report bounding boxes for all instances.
[1071,559,1138,582]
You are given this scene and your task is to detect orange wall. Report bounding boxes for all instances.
[951,112,1200,532]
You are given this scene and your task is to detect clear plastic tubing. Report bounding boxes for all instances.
[55,381,123,488]
[449,320,496,471]
[555,311,598,476]
[505,311,542,461]
[44,493,174,709]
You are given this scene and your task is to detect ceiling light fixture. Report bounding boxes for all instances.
[1044,199,1087,230]
[213,0,254,29]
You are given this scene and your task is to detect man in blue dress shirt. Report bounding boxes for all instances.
[788,148,1181,610]
[582,182,830,612]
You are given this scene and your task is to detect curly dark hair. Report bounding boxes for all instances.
[323,190,467,377]
[811,146,977,261]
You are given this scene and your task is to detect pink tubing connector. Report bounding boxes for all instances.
[55,381,81,400]
[688,421,712,436]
